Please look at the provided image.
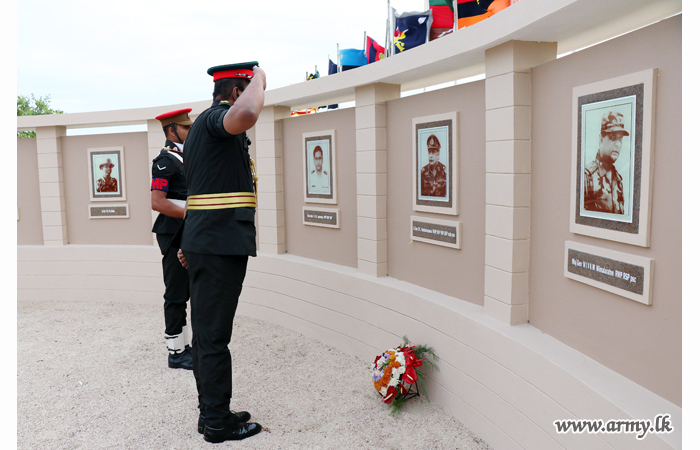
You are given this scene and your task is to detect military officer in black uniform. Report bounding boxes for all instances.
[176,62,266,443]
[151,108,193,370]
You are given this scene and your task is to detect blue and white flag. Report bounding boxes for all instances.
[393,9,433,54]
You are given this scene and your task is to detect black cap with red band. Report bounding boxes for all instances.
[207,61,258,81]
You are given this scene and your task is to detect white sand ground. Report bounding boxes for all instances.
[18,300,493,450]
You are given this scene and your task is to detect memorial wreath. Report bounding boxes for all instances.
[371,336,439,415]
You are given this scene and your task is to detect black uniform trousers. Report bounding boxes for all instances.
[184,251,249,427]
[157,234,190,336]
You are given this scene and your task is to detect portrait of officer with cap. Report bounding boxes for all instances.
[175,61,266,443]
[420,133,447,198]
[150,108,193,371]
[583,110,630,215]
[96,158,118,193]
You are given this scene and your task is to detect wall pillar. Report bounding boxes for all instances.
[36,126,68,246]
[147,119,165,246]
[483,41,557,325]
[355,83,400,277]
[256,106,290,254]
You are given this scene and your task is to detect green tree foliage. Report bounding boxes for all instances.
[17,94,64,138]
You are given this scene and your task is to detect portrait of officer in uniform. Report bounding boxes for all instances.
[308,144,330,194]
[150,108,193,371]
[420,134,447,198]
[583,111,629,215]
[175,62,266,443]
[96,158,118,193]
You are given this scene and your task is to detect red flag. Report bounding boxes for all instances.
[366,35,385,64]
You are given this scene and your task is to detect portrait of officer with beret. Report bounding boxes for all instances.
[583,111,629,215]
[579,102,635,224]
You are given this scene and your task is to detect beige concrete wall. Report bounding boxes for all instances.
[282,109,358,268]
[529,15,681,405]
[386,82,486,304]
[17,138,44,245]
[61,132,152,245]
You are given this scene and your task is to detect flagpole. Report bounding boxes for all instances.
[453,0,458,31]
[386,0,391,58]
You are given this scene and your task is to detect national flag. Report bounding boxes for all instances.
[456,0,487,29]
[457,0,511,29]
[429,0,454,28]
[366,36,385,64]
[393,9,433,54]
[327,59,339,109]
[339,48,367,70]
[307,69,320,81]
[484,0,512,15]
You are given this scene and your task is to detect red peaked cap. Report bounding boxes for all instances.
[155,108,193,127]
[207,61,258,82]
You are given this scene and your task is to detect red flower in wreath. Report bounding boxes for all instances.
[383,386,397,404]
[401,346,425,385]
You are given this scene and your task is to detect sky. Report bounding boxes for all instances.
[17,0,428,114]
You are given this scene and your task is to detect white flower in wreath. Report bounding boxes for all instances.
[380,386,388,396]
[388,378,399,388]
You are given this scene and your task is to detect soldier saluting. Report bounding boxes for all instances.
[176,62,266,443]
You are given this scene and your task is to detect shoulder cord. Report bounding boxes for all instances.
[249,157,258,201]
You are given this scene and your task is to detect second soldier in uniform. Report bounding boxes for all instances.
[151,108,193,370]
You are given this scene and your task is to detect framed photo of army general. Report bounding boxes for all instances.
[569,69,656,247]
[87,146,126,202]
[412,111,459,215]
[302,130,337,204]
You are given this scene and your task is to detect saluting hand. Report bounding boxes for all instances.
[177,249,188,269]
[253,66,267,91]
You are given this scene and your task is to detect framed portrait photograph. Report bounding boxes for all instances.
[302,130,337,204]
[569,69,656,247]
[412,111,459,215]
[87,146,126,202]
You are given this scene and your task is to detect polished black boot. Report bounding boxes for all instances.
[168,345,193,370]
[203,421,262,443]
[198,410,252,434]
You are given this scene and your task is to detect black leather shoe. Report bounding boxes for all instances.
[203,422,262,443]
[198,410,251,434]
[168,347,193,370]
